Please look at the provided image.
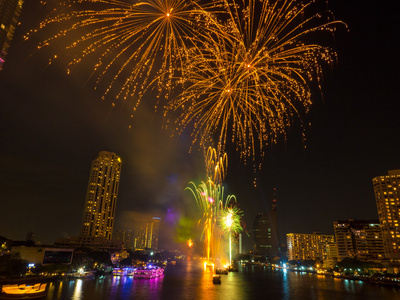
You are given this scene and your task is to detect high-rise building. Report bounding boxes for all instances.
[115,229,134,250]
[333,219,385,261]
[133,217,161,250]
[324,243,339,269]
[253,189,280,258]
[270,188,281,258]
[373,170,400,261]
[253,212,272,256]
[286,232,335,262]
[0,0,23,70]
[80,151,122,240]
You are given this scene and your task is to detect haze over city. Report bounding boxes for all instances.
[0,0,399,255]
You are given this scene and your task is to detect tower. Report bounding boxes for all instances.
[270,188,280,258]
[80,151,122,240]
[253,212,272,256]
[0,0,23,70]
[133,217,161,250]
[115,229,134,250]
[253,189,280,258]
[373,170,400,260]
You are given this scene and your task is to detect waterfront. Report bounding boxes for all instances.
[40,261,400,300]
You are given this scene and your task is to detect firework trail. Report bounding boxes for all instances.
[186,178,233,262]
[166,0,346,166]
[26,0,221,110]
[205,146,228,185]
[219,205,244,265]
[28,0,345,172]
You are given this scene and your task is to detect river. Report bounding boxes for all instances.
[43,261,400,300]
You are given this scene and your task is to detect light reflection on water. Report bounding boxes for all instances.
[44,261,400,300]
[72,279,82,300]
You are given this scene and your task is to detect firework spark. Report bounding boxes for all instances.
[219,206,243,235]
[219,205,243,265]
[166,0,346,166]
[205,147,227,185]
[26,0,220,110]
[186,178,236,263]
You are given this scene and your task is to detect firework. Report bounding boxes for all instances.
[219,206,243,235]
[186,178,236,263]
[166,0,346,165]
[26,0,221,110]
[219,205,243,266]
[205,147,227,185]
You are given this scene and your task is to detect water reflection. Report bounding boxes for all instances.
[282,267,289,300]
[72,279,82,300]
[43,262,400,300]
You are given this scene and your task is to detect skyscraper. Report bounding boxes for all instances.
[333,219,385,261]
[0,0,23,70]
[133,217,161,250]
[115,229,134,250]
[253,212,272,256]
[270,188,280,258]
[253,189,280,258]
[373,169,400,261]
[80,151,122,240]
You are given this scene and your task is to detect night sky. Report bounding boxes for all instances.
[0,0,399,253]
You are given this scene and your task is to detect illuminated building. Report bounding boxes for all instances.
[0,0,23,70]
[253,189,280,258]
[286,232,335,262]
[334,219,385,261]
[324,243,339,269]
[80,151,122,240]
[115,229,134,250]
[133,217,161,250]
[373,170,400,261]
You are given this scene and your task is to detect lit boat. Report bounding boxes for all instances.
[124,267,136,276]
[212,275,221,284]
[132,267,164,279]
[112,268,127,276]
[0,283,47,299]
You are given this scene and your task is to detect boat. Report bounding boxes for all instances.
[67,270,95,279]
[0,283,47,299]
[132,267,164,279]
[112,268,127,276]
[212,275,221,284]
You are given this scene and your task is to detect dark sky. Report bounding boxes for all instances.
[0,0,399,253]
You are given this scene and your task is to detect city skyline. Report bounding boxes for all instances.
[0,0,399,253]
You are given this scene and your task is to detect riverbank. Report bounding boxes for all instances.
[0,275,61,285]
